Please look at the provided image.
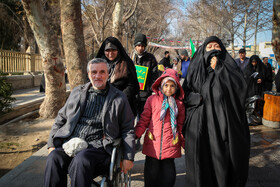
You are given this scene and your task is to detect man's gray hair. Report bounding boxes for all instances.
[87,58,110,73]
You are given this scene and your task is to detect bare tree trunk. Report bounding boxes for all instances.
[231,32,235,58]
[272,0,280,66]
[112,0,123,39]
[243,11,248,48]
[22,0,66,119]
[254,0,261,55]
[60,0,87,90]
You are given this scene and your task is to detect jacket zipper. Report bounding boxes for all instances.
[159,118,165,160]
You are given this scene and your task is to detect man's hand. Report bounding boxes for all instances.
[48,147,55,154]
[122,160,134,174]
[257,79,262,84]
[210,56,217,70]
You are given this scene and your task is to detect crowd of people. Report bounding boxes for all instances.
[44,34,279,187]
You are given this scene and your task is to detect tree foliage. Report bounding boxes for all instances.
[0,0,24,50]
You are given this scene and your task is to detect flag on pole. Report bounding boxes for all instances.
[190,39,196,57]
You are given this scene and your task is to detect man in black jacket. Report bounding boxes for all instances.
[44,58,135,187]
[159,51,172,68]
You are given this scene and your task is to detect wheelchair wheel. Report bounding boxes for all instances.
[113,169,122,187]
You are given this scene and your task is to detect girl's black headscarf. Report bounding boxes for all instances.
[182,36,250,187]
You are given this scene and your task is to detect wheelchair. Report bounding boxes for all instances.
[67,138,132,187]
[92,138,132,187]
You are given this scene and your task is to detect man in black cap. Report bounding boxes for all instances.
[180,49,190,84]
[159,51,172,68]
[131,33,159,117]
[131,33,159,151]
[235,48,250,73]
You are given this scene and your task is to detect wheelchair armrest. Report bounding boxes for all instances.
[112,138,121,147]
[109,138,122,181]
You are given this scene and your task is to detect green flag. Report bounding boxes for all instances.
[190,39,196,57]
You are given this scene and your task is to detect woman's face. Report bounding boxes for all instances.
[206,41,221,52]
[251,59,257,67]
[105,49,118,61]
[162,80,176,97]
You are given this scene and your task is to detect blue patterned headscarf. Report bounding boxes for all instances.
[159,77,178,140]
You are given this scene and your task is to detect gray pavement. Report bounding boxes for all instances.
[0,87,280,186]
[11,87,46,108]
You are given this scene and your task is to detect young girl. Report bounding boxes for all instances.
[135,68,185,187]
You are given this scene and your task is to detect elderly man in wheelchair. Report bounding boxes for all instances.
[44,58,135,187]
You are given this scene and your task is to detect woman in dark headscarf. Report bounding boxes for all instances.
[243,55,266,98]
[182,36,250,187]
[96,37,139,115]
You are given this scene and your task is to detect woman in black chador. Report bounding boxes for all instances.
[182,36,250,187]
[243,55,266,98]
[96,37,139,116]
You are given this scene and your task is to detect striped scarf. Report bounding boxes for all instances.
[160,94,178,140]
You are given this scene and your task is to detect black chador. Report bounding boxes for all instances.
[182,36,250,187]
[243,55,266,98]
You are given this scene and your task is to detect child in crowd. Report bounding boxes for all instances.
[135,68,185,187]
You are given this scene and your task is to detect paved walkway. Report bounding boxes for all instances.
[0,87,280,186]
[11,87,46,108]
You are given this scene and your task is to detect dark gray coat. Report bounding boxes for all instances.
[47,82,135,161]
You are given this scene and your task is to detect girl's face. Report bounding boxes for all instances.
[162,80,176,97]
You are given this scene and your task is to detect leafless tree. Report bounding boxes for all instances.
[21,0,66,119]
[272,0,280,65]
[251,0,273,54]
[184,0,243,57]
[82,0,114,47]
[60,0,88,90]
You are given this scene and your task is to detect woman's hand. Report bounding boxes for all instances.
[210,56,217,69]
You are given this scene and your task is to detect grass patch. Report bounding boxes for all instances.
[0,142,20,149]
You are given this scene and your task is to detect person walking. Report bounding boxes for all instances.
[263,57,273,91]
[135,69,185,187]
[244,55,266,98]
[131,33,159,117]
[159,51,172,68]
[182,36,250,187]
[171,56,182,76]
[96,36,139,116]
[179,49,190,84]
[235,48,250,73]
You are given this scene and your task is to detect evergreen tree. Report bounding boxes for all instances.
[0,72,15,115]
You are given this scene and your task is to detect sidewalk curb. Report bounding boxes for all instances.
[0,145,48,187]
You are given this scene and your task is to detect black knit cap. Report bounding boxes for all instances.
[134,33,147,47]
[239,48,246,53]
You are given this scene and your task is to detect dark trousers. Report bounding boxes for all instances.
[44,147,110,187]
[144,156,176,187]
